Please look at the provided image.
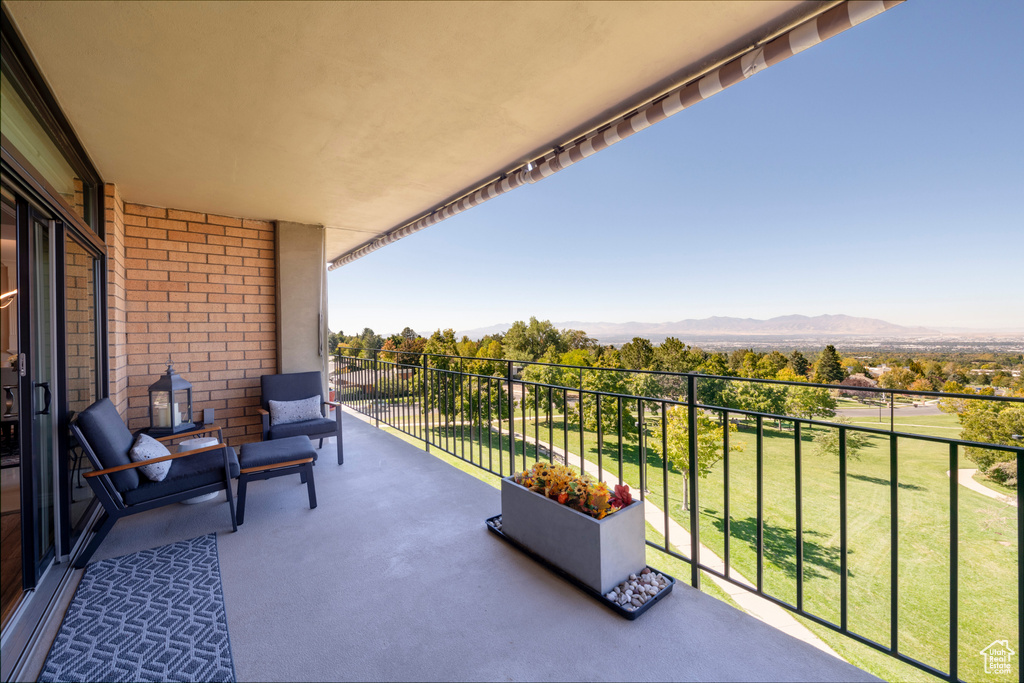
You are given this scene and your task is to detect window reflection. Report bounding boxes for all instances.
[64,236,98,532]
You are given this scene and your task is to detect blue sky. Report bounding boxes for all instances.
[329,0,1023,338]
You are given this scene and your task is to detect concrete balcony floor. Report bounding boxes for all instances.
[34,414,877,682]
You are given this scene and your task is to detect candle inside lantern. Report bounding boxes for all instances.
[152,391,171,427]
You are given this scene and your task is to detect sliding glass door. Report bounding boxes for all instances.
[25,205,56,583]
[0,179,104,633]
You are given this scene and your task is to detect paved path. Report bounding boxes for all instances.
[837,401,943,418]
[511,430,843,660]
[947,468,1018,507]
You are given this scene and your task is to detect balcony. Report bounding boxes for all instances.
[332,351,1022,682]
[19,413,872,682]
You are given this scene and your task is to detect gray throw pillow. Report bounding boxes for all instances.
[129,433,172,482]
[269,395,322,426]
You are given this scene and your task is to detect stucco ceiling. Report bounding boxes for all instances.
[5,1,824,265]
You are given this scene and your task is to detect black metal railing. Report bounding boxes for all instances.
[332,349,1021,682]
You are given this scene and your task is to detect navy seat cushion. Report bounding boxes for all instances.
[240,436,317,469]
[268,417,337,440]
[76,398,139,492]
[122,446,239,506]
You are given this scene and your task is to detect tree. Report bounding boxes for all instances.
[787,385,838,422]
[841,357,867,375]
[559,349,592,370]
[878,367,917,391]
[456,336,478,359]
[327,329,344,355]
[400,327,417,341]
[950,393,1024,472]
[788,350,811,377]
[813,345,846,384]
[991,371,1012,388]
[338,338,363,358]
[379,337,399,362]
[395,336,426,366]
[739,351,765,378]
[813,417,871,459]
[471,340,505,376]
[423,329,458,368]
[502,317,565,361]
[359,327,383,353]
[939,382,977,416]
[733,380,788,422]
[659,406,742,509]
[729,348,752,373]
[627,372,664,409]
[619,337,656,370]
[838,375,877,400]
[655,337,705,373]
[522,349,571,414]
[757,351,789,379]
[560,328,597,350]
[569,359,633,435]
[695,354,734,410]
[908,377,934,392]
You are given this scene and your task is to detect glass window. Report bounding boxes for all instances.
[64,234,99,533]
[0,71,89,225]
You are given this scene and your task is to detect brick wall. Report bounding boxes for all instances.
[66,236,98,413]
[104,184,128,416]
[107,198,277,443]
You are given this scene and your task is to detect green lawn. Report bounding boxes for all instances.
[410,409,1018,683]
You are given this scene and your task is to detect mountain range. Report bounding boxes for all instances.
[460,314,941,344]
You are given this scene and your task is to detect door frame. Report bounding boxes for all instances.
[0,149,107,681]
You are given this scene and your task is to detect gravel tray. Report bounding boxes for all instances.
[486,514,676,620]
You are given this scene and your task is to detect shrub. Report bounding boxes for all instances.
[987,460,1017,489]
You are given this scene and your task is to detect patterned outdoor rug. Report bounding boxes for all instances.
[39,534,235,683]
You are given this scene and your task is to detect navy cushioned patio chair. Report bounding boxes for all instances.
[70,398,239,568]
[258,371,343,465]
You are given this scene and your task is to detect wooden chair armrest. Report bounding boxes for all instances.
[256,407,270,415]
[84,443,227,478]
[153,425,223,442]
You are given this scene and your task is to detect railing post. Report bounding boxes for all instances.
[687,373,701,590]
[422,352,430,452]
[507,360,515,475]
[638,400,646,500]
[890,390,895,432]
[373,349,380,427]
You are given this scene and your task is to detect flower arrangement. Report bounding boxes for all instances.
[511,461,633,519]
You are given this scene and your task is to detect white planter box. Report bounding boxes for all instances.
[500,477,646,594]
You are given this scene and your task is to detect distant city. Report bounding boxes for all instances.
[458,314,1024,352]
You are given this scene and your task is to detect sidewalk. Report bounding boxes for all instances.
[947,468,1018,507]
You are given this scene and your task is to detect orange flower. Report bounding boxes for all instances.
[557,492,568,505]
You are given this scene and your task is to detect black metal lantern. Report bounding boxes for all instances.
[148,358,195,436]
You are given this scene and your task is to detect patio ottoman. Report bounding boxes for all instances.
[236,436,317,524]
